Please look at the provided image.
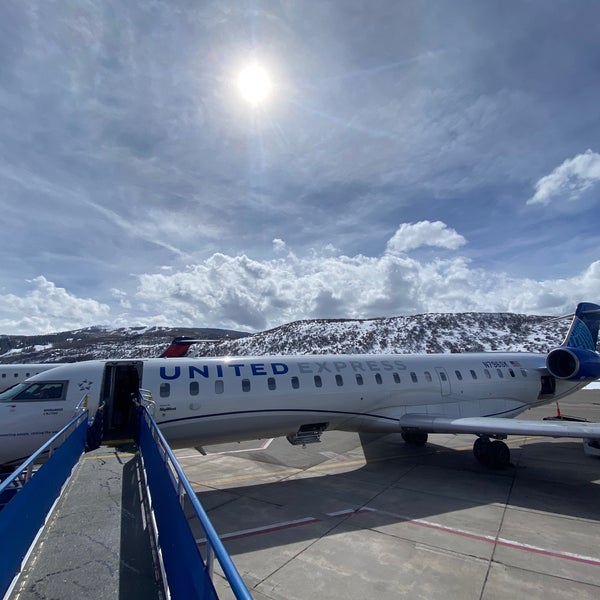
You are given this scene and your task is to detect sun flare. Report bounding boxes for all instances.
[237,63,271,105]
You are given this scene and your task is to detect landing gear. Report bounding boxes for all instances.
[473,436,510,468]
[401,431,429,446]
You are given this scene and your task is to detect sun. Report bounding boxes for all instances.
[237,63,271,106]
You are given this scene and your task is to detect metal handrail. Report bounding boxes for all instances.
[0,402,88,493]
[140,405,252,600]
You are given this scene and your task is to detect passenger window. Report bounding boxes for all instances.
[410,372,418,383]
[215,380,224,394]
[438,371,447,382]
[291,376,300,389]
[484,369,491,379]
[160,383,170,398]
[508,368,516,378]
[497,369,504,378]
[520,369,528,377]
[355,374,364,386]
[190,382,199,396]
[242,379,251,392]
[314,375,322,388]
[375,373,383,384]
[470,370,477,380]
[393,372,401,384]
[455,370,463,381]
[335,374,344,387]
[268,377,276,391]
[424,371,432,383]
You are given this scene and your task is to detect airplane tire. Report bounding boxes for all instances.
[473,437,489,463]
[488,440,510,468]
[402,431,428,446]
[474,438,510,468]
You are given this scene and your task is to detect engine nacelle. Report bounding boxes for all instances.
[546,347,600,380]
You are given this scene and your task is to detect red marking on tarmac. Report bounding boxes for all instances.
[198,506,600,567]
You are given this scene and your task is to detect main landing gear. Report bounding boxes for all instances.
[401,431,429,446]
[473,436,510,469]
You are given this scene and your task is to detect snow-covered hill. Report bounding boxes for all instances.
[0,311,574,364]
[190,312,569,357]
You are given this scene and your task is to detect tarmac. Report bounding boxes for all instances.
[6,390,600,599]
[177,389,600,600]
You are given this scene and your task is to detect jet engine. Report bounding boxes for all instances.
[546,347,600,380]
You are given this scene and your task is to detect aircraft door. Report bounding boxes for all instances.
[435,367,451,396]
[102,362,143,439]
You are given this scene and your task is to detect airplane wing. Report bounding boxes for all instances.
[398,413,600,439]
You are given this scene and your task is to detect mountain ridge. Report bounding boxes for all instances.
[0,311,572,363]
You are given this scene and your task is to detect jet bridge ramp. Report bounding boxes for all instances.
[1,397,252,600]
[5,444,164,600]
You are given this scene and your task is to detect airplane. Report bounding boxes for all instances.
[1,302,600,469]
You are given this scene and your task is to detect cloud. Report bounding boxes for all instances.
[527,149,600,205]
[0,276,110,334]
[2,223,600,335]
[130,223,600,331]
[385,221,467,254]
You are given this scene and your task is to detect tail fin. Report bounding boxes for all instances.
[160,337,195,358]
[562,302,600,350]
[547,302,600,380]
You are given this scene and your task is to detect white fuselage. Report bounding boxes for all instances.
[0,351,582,467]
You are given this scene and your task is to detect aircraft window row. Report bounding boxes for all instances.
[1,372,37,378]
[160,365,533,399]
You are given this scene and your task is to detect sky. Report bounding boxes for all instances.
[1,1,600,335]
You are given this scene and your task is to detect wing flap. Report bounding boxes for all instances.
[398,414,600,439]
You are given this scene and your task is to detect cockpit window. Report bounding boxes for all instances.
[0,381,67,402]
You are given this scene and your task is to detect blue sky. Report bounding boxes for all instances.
[1,1,599,335]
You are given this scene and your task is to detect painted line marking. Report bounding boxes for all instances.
[176,438,274,460]
[197,505,600,567]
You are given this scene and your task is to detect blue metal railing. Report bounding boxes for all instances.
[137,401,252,600]
[0,407,88,598]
